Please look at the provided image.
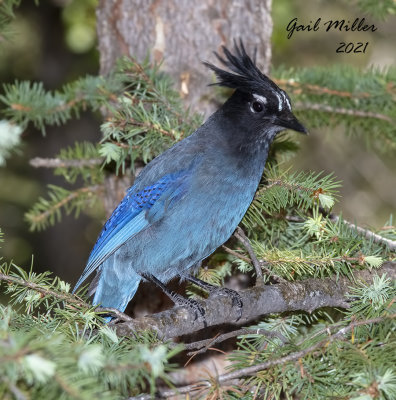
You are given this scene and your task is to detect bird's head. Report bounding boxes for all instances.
[204,41,307,140]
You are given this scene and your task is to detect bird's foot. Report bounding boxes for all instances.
[186,275,243,321]
[170,292,206,323]
[212,287,243,307]
[209,287,243,321]
[141,273,206,325]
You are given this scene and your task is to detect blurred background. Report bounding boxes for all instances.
[0,0,395,285]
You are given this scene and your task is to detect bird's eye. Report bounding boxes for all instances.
[251,100,264,113]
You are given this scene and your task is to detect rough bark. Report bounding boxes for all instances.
[96,0,273,114]
[113,262,396,340]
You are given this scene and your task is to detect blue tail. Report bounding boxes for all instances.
[92,255,141,320]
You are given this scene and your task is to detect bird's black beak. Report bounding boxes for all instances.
[274,113,308,134]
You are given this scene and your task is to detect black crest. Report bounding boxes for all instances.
[204,40,280,95]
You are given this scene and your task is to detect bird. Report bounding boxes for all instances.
[72,40,306,320]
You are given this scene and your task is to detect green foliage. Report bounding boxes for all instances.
[243,167,341,232]
[0,260,181,399]
[99,57,202,172]
[274,65,396,152]
[54,141,103,184]
[228,276,395,399]
[24,141,104,231]
[25,184,102,231]
[347,274,394,318]
[379,214,396,242]
[0,2,395,399]
[0,75,123,134]
[234,212,387,285]
[356,0,396,19]
[0,0,21,40]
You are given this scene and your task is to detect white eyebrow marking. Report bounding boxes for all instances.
[253,93,267,104]
[281,91,291,111]
[284,96,291,110]
[274,92,283,111]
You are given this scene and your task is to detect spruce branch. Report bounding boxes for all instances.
[97,58,202,171]
[0,270,89,308]
[118,56,191,126]
[273,65,396,151]
[295,102,394,123]
[111,141,139,150]
[30,157,103,169]
[158,314,396,398]
[0,76,123,134]
[234,227,264,283]
[258,252,380,270]
[356,0,396,19]
[25,184,103,231]
[255,177,311,198]
[1,378,27,400]
[183,327,288,355]
[0,301,178,399]
[111,115,180,140]
[255,172,340,201]
[227,210,389,291]
[274,78,371,99]
[221,245,251,263]
[0,0,21,41]
[232,228,286,283]
[217,315,396,383]
[243,169,340,233]
[114,262,396,341]
[330,214,396,252]
[253,169,340,209]
[49,141,105,185]
[53,374,82,399]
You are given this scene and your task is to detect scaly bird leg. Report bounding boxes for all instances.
[142,274,206,324]
[185,275,243,321]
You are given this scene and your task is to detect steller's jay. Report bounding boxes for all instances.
[73,41,306,320]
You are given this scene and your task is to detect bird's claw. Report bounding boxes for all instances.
[171,293,206,324]
[210,287,243,321]
[186,275,243,322]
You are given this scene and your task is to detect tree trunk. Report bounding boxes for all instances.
[96,0,273,114]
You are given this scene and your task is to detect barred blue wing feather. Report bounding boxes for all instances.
[72,171,189,293]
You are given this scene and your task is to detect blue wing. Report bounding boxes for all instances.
[72,170,190,293]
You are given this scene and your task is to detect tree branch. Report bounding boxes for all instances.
[26,185,103,227]
[30,157,102,169]
[217,314,395,382]
[1,378,27,400]
[275,78,371,99]
[221,245,251,263]
[294,102,394,123]
[234,227,263,283]
[330,214,396,252]
[255,178,313,199]
[0,272,89,308]
[183,327,287,356]
[114,262,396,341]
[158,314,395,398]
